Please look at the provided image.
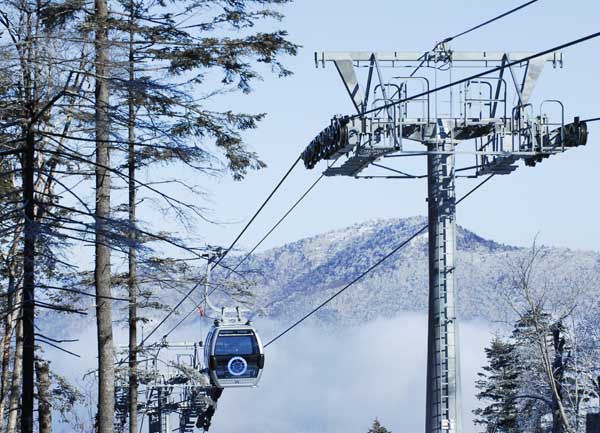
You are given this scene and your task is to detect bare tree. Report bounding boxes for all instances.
[506,243,581,433]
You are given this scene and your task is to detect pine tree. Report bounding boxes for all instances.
[473,336,521,433]
[0,3,86,430]
[368,418,391,433]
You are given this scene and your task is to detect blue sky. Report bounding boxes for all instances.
[183,0,600,254]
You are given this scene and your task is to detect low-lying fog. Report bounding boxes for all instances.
[47,314,492,433]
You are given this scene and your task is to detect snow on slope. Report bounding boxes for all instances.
[220,217,600,324]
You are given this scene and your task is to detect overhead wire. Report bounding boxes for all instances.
[162,160,339,337]
[226,173,326,278]
[129,282,201,352]
[443,0,538,44]
[160,176,325,338]
[408,0,539,78]
[210,155,303,272]
[263,175,495,348]
[121,154,304,355]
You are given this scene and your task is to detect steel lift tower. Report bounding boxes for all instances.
[301,45,588,433]
[114,341,219,433]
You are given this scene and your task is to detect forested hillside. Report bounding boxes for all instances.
[220,217,600,324]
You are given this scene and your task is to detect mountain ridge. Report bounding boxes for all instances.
[224,216,600,324]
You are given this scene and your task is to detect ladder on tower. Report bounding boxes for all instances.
[179,391,209,432]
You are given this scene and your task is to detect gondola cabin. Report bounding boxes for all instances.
[205,322,265,388]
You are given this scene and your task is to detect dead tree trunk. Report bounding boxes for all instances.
[0,170,20,430]
[6,309,23,433]
[36,359,52,433]
[94,0,115,430]
[550,322,569,433]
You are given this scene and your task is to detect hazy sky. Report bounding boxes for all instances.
[178,0,600,254]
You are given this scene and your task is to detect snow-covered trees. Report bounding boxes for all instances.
[473,337,520,433]
[474,244,600,433]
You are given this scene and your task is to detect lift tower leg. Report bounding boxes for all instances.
[425,138,461,433]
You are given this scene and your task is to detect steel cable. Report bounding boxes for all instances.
[355,30,600,120]
[161,172,328,339]
[117,155,304,358]
[210,155,302,271]
[444,0,539,44]
[408,0,539,78]
[263,175,495,348]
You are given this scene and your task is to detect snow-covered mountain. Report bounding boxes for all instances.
[225,217,600,324]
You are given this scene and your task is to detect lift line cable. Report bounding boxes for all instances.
[115,281,203,366]
[354,30,600,120]
[582,117,600,123]
[409,0,539,77]
[444,0,538,45]
[162,298,203,340]
[123,155,303,360]
[210,155,302,272]
[227,173,327,278]
[162,172,329,339]
[138,282,202,345]
[263,174,495,348]
[224,156,341,278]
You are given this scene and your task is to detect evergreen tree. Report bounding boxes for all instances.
[473,336,521,433]
[368,418,391,433]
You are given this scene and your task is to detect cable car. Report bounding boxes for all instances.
[204,320,265,388]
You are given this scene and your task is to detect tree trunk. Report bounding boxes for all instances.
[550,324,571,433]
[36,359,52,433]
[6,310,23,433]
[0,275,19,428]
[0,316,13,427]
[127,5,138,432]
[94,0,115,430]
[21,124,36,433]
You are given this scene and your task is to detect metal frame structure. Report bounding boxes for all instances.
[302,44,588,433]
[114,341,218,433]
